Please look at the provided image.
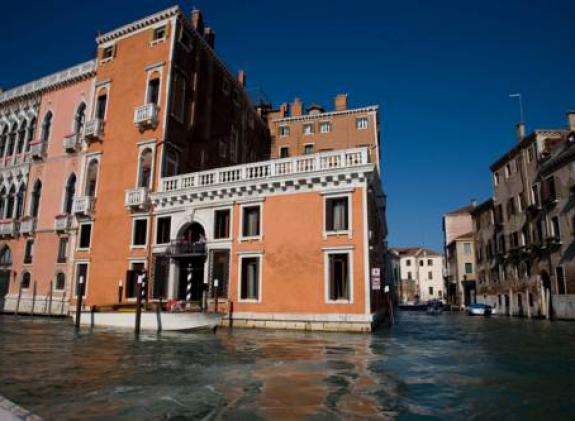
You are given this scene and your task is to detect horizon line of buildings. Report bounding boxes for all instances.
[443,111,575,319]
[0,5,389,332]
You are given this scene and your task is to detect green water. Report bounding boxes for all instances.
[0,312,574,420]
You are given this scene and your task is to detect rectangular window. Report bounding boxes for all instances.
[427,259,433,266]
[494,171,500,186]
[79,223,92,249]
[429,286,434,295]
[57,237,68,263]
[96,94,107,120]
[152,26,166,42]
[133,219,148,246]
[24,240,33,264]
[279,126,290,137]
[242,205,261,238]
[303,124,314,135]
[147,78,160,105]
[328,253,350,301]
[428,271,433,280]
[304,144,314,155]
[406,259,411,266]
[464,243,472,254]
[126,262,145,299]
[279,146,289,158]
[419,260,424,267]
[211,249,230,299]
[556,266,567,295]
[465,262,473,274]
[320,122,331,133]
[75,263,88,298]
[552,216,560,238]
[325,196,349,233]
[240,256,260,301]
[156,216,171,244]
[408,271,412,280]
[356,117,368,129]
[214,209,230,239]
[101,45,115,62]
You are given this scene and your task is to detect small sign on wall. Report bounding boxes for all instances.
[371,267,381,290]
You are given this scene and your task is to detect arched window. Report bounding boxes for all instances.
[30,180,42,218]
[74,103,86,134]
[85,160,98,197]
[6,185,15,219]
[0,187,6,218]
[16,120,27,155]
[0,126,7,157]
[64,174,76,214]
[26,118,36,152]
[138,148,153,188]
[21,272,31,289]
[55,272,66,290]
[147,73,161,105]
[6,122,17,157]
[0,246,12,267]
[41,111,53,142]
[15,185,25,219]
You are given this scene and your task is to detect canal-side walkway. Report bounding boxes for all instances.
[0,395,42,421]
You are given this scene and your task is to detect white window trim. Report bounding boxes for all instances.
[356,116,368,130]
[154,215,172,246]
[53,272,67,291]
[99,45,115,64]
[77,222,93,251]
[131,216,150,249]
[303,123,314,136]
[143,65,164,105]
[237,252,263,303]
[126,260,148,302]
[74,261,90,299]
[150,24,168,46]
[278,125,290,137]
[213,206,233,241]
[319,121,332,134]
[278,146,290,158]
[93,83,111,121]
[323,193,352,239]
[323,247,354,304]
[303,143,315,155]
[81,153,102,198]
[239,202,263,241]
[135,142,157,190]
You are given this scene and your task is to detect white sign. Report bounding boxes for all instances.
[371,267,381,290]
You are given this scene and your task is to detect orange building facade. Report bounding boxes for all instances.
[0,6,388,331]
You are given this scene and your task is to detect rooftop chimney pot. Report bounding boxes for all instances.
[516,122,525,142]
[237,69,246,87]
[291,98,303,116]
[567,110,575,132]
[191,9,204,33]
[203,27,215,48]
[334,93,348,111]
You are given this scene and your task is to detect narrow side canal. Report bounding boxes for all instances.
[0,313,574,419]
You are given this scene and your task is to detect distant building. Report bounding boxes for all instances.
[471,112,575,319]
[443,205,476,306]
[392,247,444,303]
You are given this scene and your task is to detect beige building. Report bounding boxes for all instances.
[394,247,444,303]
[443,205,476,306]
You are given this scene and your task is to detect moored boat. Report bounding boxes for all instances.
[72,309,222,332]
[467,303,492,316]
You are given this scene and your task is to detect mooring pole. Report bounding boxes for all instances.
[15,277,22,316]
[31,281,37,317]
[186,264,192,309]
[214,278,219,312]
[47,280,53,316]
[135,274,143,335]
[203,275,209,312]
[118,279,123,304]
[75,276,84,329]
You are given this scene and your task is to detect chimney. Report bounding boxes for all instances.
[291,98,303,116]
[516,122,525,142]
[567,110,575,131]
[334,93,347,111]
[191,9,204,33]
[203,27,215,48]
[279,103,288,118]
[237,69,246,87]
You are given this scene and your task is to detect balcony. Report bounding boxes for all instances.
[63,133,80,152]
[125,187,149,210]
[19,217,36,235]
[0,220,18,237]
[165,240,206,257]
[72,196,94,216]
[84,119,103,141]
[54,214,70,231]
[29,142,47,160]
[134,104,158,129]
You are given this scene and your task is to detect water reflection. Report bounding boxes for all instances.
[1,313,574,420]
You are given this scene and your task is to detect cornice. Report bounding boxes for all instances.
[272,106,379,124]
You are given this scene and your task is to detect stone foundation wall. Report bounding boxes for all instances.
[1,294,69,316]
[552,295,575,320]
[220,318,372,332]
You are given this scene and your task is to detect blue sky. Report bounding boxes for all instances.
[2,0,574,251]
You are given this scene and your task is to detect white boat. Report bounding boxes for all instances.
[72,310,223,332]
[467,304,492,316]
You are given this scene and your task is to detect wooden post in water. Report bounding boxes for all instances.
[14,277,22,316]
[203,275,209,312]
[186,264,192,309]
[135,274,143,335]
[31,281,37,317]
[47,280,53,316]
[118,279,123,304]
[214,278,219,312]
[228,300,234,328]
[75,276,84,329]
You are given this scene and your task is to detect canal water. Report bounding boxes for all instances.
[0,313,574,420]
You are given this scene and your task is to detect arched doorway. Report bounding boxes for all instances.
[540,270,552,318]
[172,222,207,302]
[0,245,12,310]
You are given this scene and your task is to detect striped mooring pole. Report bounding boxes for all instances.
[186,264,192,304]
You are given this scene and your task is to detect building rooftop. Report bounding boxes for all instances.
[392,247,442,257]
[445,204,476,215]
